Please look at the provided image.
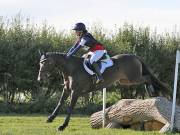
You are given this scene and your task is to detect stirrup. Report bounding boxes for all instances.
[96,76,104,84]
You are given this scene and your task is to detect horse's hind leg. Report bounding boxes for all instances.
[144,83,155,97]
[47,88,70,122]
[138,75,155,97]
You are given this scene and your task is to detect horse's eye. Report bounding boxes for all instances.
[47,61,53,65]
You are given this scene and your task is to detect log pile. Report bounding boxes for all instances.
[90,97,180,133]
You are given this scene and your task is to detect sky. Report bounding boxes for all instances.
[0,0,180,34]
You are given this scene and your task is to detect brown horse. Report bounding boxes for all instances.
[37,52,170,131]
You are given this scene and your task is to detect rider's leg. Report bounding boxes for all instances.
[90,50,104,83]
[91,62,104,83]
[100,59,114,73]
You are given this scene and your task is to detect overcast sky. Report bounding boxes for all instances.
[1,0,180,33]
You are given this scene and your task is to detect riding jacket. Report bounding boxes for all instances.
[66,32,105,58]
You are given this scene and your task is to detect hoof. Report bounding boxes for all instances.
[58,125,65,131]
[46,116,53,123]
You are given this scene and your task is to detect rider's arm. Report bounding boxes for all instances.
[66,44,77,56]
[66,38,87,58]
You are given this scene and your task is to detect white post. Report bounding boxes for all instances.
[170,50,180,131]
[102,88,106,128]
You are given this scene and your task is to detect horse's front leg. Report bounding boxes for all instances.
[58,90,78,131]
[47,88,70,122]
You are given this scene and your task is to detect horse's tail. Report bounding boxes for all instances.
[137,56,171,98]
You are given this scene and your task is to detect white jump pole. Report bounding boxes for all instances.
[102,88,106,128]
[170,50,180,131]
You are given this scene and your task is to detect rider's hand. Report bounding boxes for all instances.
[66,53,71,59]
[82,54,88,59]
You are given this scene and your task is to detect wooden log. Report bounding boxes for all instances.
[90,97,180,133]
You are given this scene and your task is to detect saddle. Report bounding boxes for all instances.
[83,52,113,75]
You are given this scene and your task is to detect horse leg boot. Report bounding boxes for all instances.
[58,90,78,131]
[47,88,69,122]
[92,62,104,84]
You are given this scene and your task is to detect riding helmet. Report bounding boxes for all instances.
[72,22,86,31]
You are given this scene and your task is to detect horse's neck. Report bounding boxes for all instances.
[56,56,82,75]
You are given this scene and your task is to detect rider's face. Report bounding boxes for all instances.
[75,30,83,37]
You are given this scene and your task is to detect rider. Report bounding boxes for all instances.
[66,22,107,84]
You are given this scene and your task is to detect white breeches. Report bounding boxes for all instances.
[86,50,113,73]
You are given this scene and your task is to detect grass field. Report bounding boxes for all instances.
[0,114,178,135]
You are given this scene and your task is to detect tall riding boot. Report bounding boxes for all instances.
[92,63,104,84]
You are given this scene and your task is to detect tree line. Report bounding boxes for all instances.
[0,15,179,114]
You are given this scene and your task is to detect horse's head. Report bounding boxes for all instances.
[37,53,56,83]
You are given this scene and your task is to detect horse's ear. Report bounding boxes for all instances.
[38,50,42,56]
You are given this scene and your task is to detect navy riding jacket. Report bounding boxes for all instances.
[66,32,104,58]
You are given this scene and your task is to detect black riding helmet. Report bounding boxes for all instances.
[72,22,86,31]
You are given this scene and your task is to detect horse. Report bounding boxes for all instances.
[37,52,170,131]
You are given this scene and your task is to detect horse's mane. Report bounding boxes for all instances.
[46,52,66,56]
[46,52,84,63]
[46,52,82,58]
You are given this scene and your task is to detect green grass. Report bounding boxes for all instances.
[0,115,178,135]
